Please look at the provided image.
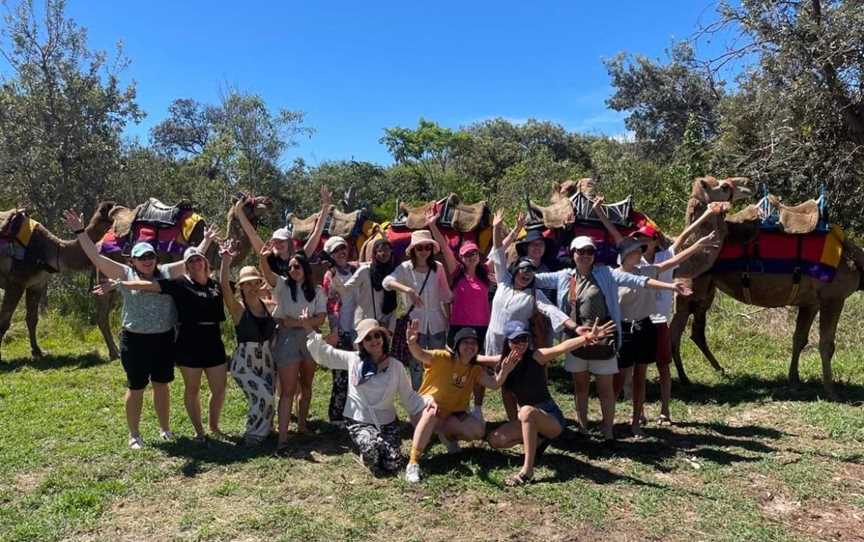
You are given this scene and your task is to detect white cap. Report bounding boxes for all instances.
[570,236,596,251]
[271,227,292,241]
[324,236,348,254]
[182,246,206,264]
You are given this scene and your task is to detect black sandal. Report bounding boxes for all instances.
[505,471,534,487]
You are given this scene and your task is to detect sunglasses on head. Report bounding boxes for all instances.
[509,335,529,344]
[517,266,536,274]
[363,332,384,342]
[575,248,596,256]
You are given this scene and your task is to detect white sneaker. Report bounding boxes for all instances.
[439,434,460,454]
[159,430,175,441]
[128,436,144,450]
[405,463,421,483]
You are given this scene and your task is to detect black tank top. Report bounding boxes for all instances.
[502,350,552,406]
[234,307,276,343]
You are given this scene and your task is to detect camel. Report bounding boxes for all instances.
[670,176,863,399]
[0,202,115,361]
[94,197,272,359]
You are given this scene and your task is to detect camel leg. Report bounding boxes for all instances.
[669,305,691,386]
[817,299,844,400]
[788,305,818,387]
[689,303,725,375]
[0,284,26,363]
[25,283,47,360]
[95,291,120,360]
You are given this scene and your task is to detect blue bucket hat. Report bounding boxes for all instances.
[503,321,530,340]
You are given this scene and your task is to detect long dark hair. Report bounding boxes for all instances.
[370,240,398,314]
[507,258,536,290]
[452,258,490,288]
[287,251,316,303]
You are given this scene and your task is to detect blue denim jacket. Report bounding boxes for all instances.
[535,266,648,347]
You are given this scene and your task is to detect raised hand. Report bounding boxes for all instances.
[231,196,248,218]
[499,349,521,374]
[62,210,85,232]
[492,209,505,228]
[259,240,274,258]
[406,319,420,343]
[514,211,527,230]
[320,185,333,208]
[424,207,440,228]
[203,224,221,244]
[591,196,608,218]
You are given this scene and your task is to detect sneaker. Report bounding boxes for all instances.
[159,430,175,441]
[439,434,460,454]
[405,463,421,483]
[128,436,144,450]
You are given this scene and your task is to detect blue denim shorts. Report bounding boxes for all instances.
[535,398,566,432]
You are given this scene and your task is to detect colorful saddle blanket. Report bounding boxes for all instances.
[100,212,203,255]
[711,226,844,283]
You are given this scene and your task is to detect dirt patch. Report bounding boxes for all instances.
[13,467,48,494]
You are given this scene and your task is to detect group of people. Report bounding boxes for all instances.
[62,189,726,486]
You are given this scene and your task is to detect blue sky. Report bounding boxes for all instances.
[62,0,727,166]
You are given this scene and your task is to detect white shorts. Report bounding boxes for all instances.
[564,354,618,376]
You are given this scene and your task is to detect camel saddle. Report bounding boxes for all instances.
[528,198,574,230]
[135,198,193,227]
[391,195,489,232]
[571,192,633,226]
[0,209,26,240]
[325,208,368,239]
[286,211,321,241]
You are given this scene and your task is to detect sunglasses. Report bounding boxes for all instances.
[288,264,303,271]
[135,254,157,261]
[517,266,536,274]
[574,248,596,256]
[508,336,529,344]
[462,251,479,258]
[363,332,384,342]
[414,245,433,252]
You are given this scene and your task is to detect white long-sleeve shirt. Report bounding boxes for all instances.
[343,264,393,329]
[306,332,425,425]
[382,261,452,335]
[485,247,570,355]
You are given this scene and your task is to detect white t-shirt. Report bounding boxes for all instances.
[646,248,675,324]
[618,264,661,322]
[273,277,326,319]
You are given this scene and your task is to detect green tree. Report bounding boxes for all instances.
[0,0,142,224]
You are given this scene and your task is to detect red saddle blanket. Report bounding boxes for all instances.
[712,228,844,282]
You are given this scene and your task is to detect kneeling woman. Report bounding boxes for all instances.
[487,319,614,486]
[105,247,228,442]
[219,244,276,446]
[404,321,506,484]
[305,318,426,475]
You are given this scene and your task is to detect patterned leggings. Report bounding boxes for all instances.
[328,332,353,422]
[230,341,275,443]
[346,419,405,474]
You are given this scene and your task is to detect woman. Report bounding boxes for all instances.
[626,202,728,425]
[260,243,326,451]
[304,318,426,476]
[487,319,614,486]
[613,234,713,437]
[219,242,276,446]
[99,246,228,443]
[533,200,691,441]
[404,323,504,483]
[321,235,358,426]
[342,238,398,329]
[232,186,330,276]
[63,210,217,449]
[426,210,493,419]
[382,230,453,389]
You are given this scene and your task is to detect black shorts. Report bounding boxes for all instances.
[617,318,658,368]
[447,325,488,354]
[120,329,176,390]
[175,323,227,369]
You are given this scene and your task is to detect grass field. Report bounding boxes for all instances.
[1,293,863,542]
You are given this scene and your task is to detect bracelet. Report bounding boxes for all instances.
[73,228,85,235]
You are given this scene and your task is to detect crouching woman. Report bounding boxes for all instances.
[487,319,614,486]
[304,317,426,476]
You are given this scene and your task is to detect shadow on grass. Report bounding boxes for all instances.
[547,366,864,405]
[154,419,353,476]
[0,352,111,373]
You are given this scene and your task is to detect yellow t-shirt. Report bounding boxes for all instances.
[417,350,485,415]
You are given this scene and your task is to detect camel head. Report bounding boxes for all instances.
[90,201,116,230]
[692,176,754,205]
[228,194,273,227]
[550,178,596,202]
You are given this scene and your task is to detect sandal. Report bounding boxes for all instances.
[505,471,533,487]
